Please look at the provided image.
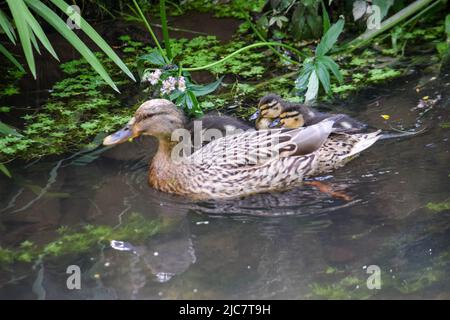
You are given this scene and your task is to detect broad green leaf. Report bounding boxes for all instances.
[295,70,311,91]
[316,61,331,94]
[187,91,202,116]
[6,0,35,78]
[0,43,25,72]
[296,59,315,91]
[317,55,343,83]
[25,0,119,92]
[49,0,136,82]
[0,164,12,178]
[315,18,344,57]
[321,0,331,33]
[305,69,319,103]
[138,50,166,66]
[0,9,17,44]
[169,89,184,101]
[186,90,199,111]
[188,76,223,97]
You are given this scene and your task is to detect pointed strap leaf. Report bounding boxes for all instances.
[0,43,25,72]
[0,9,17,44]
[49,0,136,82]
[6,0,35,78]
[18,0,59,61]
[25,0,119,92]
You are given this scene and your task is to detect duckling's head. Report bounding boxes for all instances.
[277,107,306,129]
[258,94,284,118]
[103,99,187,145]
[250,94,285,129]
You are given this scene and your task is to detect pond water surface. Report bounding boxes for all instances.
[0,69,449,299]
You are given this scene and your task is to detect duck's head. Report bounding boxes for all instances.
[250,94,285,129]
[270,107,306,129]
[103,99,186,146]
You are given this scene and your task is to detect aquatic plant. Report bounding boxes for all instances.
[295,19,345,103]
[0,212,164,267]
[132,0,307,115]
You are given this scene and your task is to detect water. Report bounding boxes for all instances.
[0,71,449,299]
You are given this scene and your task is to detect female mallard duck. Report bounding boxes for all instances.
[251,94,368,133]
[103,99,381,199]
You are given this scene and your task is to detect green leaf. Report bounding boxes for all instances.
[0,43,25,72]
[296,59,315,91]
[321,0,331,34]
[315,18,344,57]
[188,76,223,97]
[316,61,331,94]
[305,69,319,103]
[0,164,12,178]
[445,14,450,39]
[295,69,311,92]
[0,121,22,137]
[6,0,35,78]
[317,55,343,83]
[28,24,41,55]
[186,90,199,111]
[138,50,166,66]
[49,0,136,82]
[0,9,17,44]
[19,0,59,61]
[25,0,120,92]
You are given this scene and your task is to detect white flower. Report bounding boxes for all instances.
[160,76,177,95]
[148,69,162,85]
[177,76,186,92]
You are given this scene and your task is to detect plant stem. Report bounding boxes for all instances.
[184,42,307,72]
[159,0,172,60]
[343,0,436,52]
[376,0,443,44]
[245,15,300,65]
[132,0,169,64]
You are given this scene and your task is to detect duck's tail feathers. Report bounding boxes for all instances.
[345,130,382,159]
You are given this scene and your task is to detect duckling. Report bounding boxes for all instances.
[272,105,368,133]
[250,94,286,130]
[103,99,381,200]
[251,94,368,133]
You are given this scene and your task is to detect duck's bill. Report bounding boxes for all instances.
[249,109,260,121]
[103,125,135,146]
[269,118,280,128]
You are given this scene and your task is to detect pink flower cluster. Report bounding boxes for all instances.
[144,69,187,95]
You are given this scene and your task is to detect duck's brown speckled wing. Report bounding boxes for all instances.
[185,118,336,169]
